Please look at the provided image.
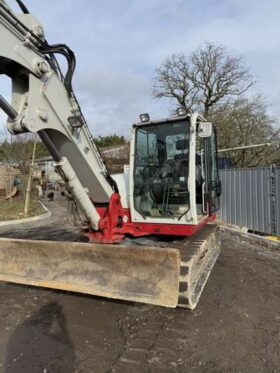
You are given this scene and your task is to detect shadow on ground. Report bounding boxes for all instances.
[4,302,76,373]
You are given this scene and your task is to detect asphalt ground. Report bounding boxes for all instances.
[0,193,279,373]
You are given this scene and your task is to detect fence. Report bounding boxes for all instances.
[219,166,280,235]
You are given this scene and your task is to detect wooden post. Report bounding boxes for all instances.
[9,134,12,206]
[24,141,37,217]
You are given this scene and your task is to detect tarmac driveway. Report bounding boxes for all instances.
[0,193,279,373]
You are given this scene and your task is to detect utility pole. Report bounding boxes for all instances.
[24,140,37,217]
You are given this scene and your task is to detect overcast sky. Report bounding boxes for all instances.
[1,0,280,137]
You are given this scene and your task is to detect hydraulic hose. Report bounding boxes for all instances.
[38,130,61,163]
[14,0,29,14]
[0,95,18,120]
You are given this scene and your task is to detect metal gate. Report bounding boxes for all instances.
[219,166,280,235]
[275,167,280,235]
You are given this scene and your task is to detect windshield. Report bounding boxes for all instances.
[134,120,190,218]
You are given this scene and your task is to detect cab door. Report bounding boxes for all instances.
[205,128,221,214]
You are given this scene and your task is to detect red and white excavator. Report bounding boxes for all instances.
[0,0,221,309]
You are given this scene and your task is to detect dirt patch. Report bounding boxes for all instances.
[0,193,279,372]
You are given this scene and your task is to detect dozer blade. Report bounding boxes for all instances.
[0,224,220,309]
[0,238,181,307]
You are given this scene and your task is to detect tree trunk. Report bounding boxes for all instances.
[204,104,210,118]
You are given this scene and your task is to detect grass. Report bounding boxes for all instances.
[0,197,46,221]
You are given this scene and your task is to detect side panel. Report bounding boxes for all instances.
[111,172,129,208]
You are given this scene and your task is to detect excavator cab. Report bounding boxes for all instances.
[133,117,190,218]
[129,112,220,233]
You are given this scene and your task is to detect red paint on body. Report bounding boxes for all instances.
[83,193,216,243]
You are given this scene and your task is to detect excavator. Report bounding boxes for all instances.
[0,0,221,309]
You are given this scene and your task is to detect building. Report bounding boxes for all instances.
[100,144,130,174]
[35,156,61,183]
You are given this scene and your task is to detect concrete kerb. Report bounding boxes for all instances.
[219,225,280,249]
[0,201,52,227]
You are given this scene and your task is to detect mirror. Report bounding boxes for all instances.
[198,122,212,138]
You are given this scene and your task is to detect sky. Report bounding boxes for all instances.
[1,0,280,138]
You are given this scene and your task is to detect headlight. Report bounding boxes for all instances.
[177,107,187,116]
[139,113,150,123]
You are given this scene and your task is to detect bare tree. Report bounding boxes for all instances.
[153,53,199,109]
[208,96,280,167]
[153,42,255,116]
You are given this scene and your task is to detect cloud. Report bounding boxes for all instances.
[0,0,279,139]
[75,69,166,136]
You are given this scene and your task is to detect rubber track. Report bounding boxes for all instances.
[174,224,221,309]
